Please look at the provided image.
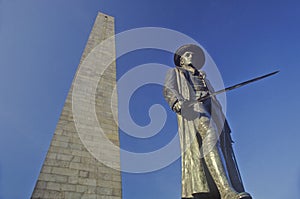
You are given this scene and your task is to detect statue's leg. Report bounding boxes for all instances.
[197,117,252,199]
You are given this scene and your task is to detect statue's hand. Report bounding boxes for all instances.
[180,100,200,120]
[173,100,183,113]
[196,91,209,101]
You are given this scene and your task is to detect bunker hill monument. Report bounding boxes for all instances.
[29,11,275,199]
[31,12,121,199]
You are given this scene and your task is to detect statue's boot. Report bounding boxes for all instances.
[204,146,252,199]
[198,118,252,199]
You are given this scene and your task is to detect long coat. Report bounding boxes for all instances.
[163,67,245,198]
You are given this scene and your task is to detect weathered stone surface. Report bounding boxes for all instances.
[31,12,122,199]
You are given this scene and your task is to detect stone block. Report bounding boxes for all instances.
[64,192,82,199]
[79,170,89,178]
[39,173,68,183]
[46,182,61,191]
[82,193,97,199]
[61,183,76,192]
[96,187,113,196]
[76,184,88,192]
[51,167,78,176]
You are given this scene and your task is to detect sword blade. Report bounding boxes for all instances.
[199,70,279,102]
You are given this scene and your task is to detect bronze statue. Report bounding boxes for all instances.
[163,44,252,199]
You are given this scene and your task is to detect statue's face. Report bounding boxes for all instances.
[180,51,194,66]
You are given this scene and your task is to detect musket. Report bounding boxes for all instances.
[198,70,279,102]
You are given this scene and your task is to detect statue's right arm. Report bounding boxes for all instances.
[163,69,184,113]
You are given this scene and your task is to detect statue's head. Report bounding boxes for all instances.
[174,44,205,69]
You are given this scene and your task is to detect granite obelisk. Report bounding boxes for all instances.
[31,12,121,199]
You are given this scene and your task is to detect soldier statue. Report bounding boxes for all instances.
[163,44,252,199]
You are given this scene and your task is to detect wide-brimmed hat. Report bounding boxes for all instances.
[174,44,205,69]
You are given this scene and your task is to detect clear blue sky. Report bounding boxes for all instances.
[0,0,299,199]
